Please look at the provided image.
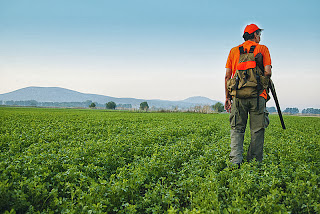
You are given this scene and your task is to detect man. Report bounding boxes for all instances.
[225,24,272,167]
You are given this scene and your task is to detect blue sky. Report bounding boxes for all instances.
[1,0,319,109]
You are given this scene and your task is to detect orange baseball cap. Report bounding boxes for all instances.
[244,24,263,34]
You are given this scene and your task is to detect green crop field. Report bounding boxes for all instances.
[0,107,319,213]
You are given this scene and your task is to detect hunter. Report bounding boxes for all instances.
[225,24,272,168]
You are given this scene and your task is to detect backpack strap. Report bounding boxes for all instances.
[249,45,256,53]
[239,46,246,54]
[239,45,256,54]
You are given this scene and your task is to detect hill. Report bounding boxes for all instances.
[0,87,219,109]
[182,96,217,105]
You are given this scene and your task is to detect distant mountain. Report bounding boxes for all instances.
[0,86,219,109]
[182,96,218,105]
[0,87,145,105]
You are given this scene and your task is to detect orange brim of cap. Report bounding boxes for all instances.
[244,24,263,34]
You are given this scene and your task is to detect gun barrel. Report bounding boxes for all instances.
[270,80,286,129]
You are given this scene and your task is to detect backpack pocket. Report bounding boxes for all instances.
[227,77,237,96]
[235,87,258,98]
[260,75,270,90]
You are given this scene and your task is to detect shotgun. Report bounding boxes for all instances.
[269,79,286,129]
[255,53,286,129]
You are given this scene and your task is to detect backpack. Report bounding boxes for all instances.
[227,45,270,99]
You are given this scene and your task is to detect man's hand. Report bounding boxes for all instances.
[225,68,232,113]
[264,65,272,77]
[225,98,232,113]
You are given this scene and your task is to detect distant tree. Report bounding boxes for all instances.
[283,107,299,114]
[140,102,149,111]
[266,107,277,113]
[212,102,224,112]
[29,100,38,107]
[5,100,15,106]
[106,101,116,110]
[193,105,202,113]
[202,105,213,114]
[85,100,93,106]
[89,102,96,108]
[117,104,132,109]
[302,108,320,114]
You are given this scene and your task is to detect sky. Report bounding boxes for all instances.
[0,0,320,110]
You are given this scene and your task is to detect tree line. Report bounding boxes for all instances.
[1,100,319,114]
[89,101,149,111]
[89,101,148,111]
[0,100,132,109]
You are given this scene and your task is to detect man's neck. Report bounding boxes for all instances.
[248,39,259,44]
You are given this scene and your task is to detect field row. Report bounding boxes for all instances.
[0,107,319,213]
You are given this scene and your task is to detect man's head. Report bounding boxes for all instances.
[242,24,263,43]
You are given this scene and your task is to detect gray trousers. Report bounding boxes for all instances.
[229,96,269,164]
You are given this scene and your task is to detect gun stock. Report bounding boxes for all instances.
[269,79,286,129]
